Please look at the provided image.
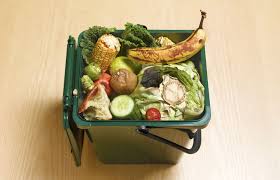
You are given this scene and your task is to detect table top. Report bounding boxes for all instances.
[1,0,279,179]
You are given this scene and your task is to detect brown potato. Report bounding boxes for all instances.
[110,69,137,94]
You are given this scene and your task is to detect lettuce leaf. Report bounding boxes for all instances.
[132,61,204,120]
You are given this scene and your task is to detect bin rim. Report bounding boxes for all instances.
[71,29,211,129]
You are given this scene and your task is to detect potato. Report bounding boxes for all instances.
[110,69,137,94]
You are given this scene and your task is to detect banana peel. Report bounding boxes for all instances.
[127,10,207,64]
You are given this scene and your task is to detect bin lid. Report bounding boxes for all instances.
[63,36,84,166]
[63,109,84,166]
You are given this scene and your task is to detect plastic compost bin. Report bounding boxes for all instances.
[63,30,211,166]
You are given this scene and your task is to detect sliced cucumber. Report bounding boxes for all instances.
[110,95,135,118]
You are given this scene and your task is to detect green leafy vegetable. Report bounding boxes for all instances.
[80,26,116,63]
[79,23,158,61]
[118,23,159,54]
[132,61,205,120]
[160,61,205,119]
[131,77,166,119]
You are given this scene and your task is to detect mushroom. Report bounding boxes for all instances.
[161,75,186,106]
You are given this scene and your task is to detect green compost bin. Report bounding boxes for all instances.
[63,30,211,166]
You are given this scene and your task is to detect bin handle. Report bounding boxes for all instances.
[136,127,201,154]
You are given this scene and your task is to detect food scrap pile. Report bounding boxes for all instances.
[78,11,207,121]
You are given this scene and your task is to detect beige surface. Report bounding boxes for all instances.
[0,0,280,179]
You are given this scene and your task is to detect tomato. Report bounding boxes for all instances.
[95,73,112,95]
[146,108,161,121]
[78,85,98,113]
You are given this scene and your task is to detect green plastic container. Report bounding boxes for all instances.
[63,30,211,166]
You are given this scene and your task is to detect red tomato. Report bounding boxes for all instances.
[78,85,98,113]
[95,73,112,95]
[146,108,161,121]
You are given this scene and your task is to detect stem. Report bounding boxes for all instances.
[198,10,207,29]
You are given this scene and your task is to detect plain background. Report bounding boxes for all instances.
[0,0,279,179]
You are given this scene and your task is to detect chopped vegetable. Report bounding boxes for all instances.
[81,75,94,92]
[110,95,135,118]
[92,34,121,72]
[109,56,142,75]
[95,73,112,96]
[80,84,112,120]
[140,67,163,88]
[80,26,116,63]
[118,23,158,54]
[110,69,137,94]
[79,85,98,113]
[84,63,101,81]
[146,108,161,120]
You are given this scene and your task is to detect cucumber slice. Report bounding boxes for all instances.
[110,95,135,118]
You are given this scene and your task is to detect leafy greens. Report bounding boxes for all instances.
[79,23,158,63]
[131,61,205,120]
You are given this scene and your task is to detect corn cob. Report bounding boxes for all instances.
[92,34,121,72]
